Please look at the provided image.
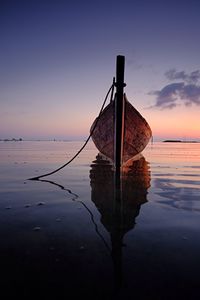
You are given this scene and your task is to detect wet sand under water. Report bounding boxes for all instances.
[0,141,200,299]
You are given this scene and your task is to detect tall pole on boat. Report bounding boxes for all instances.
[115,55,125,188]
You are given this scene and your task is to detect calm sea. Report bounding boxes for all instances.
[0,141,200,299]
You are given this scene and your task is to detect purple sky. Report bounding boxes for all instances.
[1,0,200,140]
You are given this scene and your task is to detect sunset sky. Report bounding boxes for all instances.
[1,0,200,141]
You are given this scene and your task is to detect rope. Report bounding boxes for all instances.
[29,82,114,180]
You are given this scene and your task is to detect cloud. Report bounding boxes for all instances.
[150,83,184,109]
[180,84,200,102]
[149,69,200,109]
[165,69,200,84]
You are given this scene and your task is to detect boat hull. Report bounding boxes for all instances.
[90,95,152,164]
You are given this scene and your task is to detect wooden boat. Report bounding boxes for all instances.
[90,93,152,164]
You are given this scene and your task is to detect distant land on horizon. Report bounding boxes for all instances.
[163,140,199,143]
[0,136,200,143]
[1,137,200,144]
[0,137,87,142]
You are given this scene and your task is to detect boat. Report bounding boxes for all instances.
[90,56,152,166]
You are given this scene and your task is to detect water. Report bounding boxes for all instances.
[0,141,200,299]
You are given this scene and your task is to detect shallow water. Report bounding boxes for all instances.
[0,141,200,299]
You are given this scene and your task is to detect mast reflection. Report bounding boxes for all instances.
[90,153,151,289]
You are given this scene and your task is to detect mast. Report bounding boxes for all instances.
[115,55,126,188]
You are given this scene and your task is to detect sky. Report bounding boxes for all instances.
[1,0,200,141]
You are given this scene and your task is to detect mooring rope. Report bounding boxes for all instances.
[29,82,114,180]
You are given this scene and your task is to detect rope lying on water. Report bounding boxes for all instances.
[28,82,115,180]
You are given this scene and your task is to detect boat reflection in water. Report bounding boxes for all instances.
[90,153,151,290]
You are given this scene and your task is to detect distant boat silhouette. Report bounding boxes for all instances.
[90,153,151,288]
